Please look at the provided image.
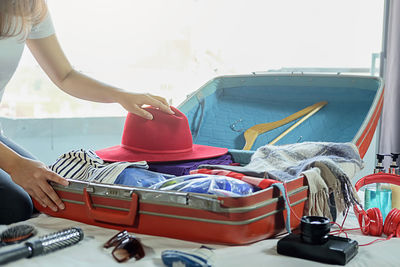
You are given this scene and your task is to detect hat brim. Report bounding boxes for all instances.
[95,144,228,163]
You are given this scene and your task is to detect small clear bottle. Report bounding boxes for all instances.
[364,154,392,221]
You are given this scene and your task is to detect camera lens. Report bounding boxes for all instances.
[300,216,331,244]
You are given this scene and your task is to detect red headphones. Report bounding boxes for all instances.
[354,173,400,237]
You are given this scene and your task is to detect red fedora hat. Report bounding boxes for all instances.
[96,106,228,163]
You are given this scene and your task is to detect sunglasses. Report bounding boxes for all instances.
[104,230,145,263]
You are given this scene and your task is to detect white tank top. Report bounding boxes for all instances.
[0,13,55,102]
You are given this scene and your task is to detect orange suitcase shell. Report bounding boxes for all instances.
[34,74,383,245]
[35,176,307,245]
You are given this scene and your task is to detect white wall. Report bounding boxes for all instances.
[0,117,125,165]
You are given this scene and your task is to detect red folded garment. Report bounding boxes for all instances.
[190,169,279,189]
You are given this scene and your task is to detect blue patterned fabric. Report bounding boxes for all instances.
[114,168,173,187]
[151,174,254,197]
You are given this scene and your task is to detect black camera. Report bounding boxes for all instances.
[277,216,358,265]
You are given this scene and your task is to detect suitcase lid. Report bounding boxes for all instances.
[178,73,383,157]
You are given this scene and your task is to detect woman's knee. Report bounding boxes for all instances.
[1,192,33,224]
[0,173,34,224]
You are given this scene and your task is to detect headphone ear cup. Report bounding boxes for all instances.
[366,208,383,236]
[383,208,400,237]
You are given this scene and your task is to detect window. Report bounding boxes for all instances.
[0,0,384,118]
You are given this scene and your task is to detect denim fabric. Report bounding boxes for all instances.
[0,134,35,224]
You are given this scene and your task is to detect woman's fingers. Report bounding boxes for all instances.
[38,170,67,210]
[118,92,174,119]
[148,94,171,107]
[46,170,69,187]
[39,178,65,210]
[31,169,67,211]
[138,94,174,116]
[142,94,174,115]
[27,189,47,208]
[131,104,154,120]
[31,185,59,212]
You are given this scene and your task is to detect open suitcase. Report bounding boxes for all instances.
[33,74,383,245]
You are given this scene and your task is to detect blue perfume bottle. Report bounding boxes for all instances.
[364,154,392,221]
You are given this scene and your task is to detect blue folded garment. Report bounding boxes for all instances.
[162,246,214,267]
[114,167,174,187]
[151,174,254,197]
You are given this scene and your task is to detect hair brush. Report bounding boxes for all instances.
[0,224,37,246]
[0,227,84,265]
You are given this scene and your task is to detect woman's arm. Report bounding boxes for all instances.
[26,35,174,120]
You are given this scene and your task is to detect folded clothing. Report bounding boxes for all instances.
[151,174,254,197]
[162,246,214,267]
[190,168,279,189]
[49,149,148,184]
[114,168,174,187]
[148,154,233,176]
[199,142,363,219]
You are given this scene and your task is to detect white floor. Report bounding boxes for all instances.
[1,207,398,267]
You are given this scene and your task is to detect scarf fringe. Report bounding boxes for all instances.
[305,190,333,221]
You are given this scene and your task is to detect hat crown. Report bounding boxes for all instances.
[95,106,227,162]
[121,107,193,154]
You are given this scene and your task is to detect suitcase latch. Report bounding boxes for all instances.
[85,186,94,193]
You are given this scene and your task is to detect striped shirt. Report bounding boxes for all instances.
[49,149,148,184]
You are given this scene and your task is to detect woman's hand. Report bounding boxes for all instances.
[116,91,175,120]
[9,157,69,212]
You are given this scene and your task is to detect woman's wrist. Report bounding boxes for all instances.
[0,146,24,176]
[109,88,128,104]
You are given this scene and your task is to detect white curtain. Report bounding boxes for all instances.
[379,0,400,164]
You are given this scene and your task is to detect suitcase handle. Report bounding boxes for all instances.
[83,188,138,226]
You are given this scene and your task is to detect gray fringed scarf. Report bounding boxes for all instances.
[199,142,363,220]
